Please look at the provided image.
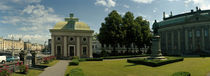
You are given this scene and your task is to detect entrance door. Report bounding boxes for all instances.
[57,46,61,58]
[69,46,74,56]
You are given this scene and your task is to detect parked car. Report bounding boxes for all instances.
[14,56,20,61]
[6,56,15,62]
[0,56,6,64]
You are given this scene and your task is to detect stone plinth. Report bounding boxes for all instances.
[19,50,27,65]
[148,35,166,60]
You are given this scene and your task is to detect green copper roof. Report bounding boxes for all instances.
[156,10,210,27]
[52,13,91,30]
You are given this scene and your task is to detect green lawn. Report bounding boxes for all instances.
[12,69,43,76]
[65,57,210,76]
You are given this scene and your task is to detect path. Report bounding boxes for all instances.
[39,60,70,76]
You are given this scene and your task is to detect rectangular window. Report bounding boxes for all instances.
[205,29,208,37]
[83,47,87,55]
[196,30,200,37]
[189,31,192,38]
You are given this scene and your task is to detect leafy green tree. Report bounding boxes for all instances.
[98,10,123,54]
[122,12,137,52]
[134,16,143,52]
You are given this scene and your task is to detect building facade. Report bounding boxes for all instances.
[154,7,210,55]
[50,14,94,58]
[2,38,24,53]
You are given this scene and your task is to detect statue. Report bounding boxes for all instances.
[152,20,159,35]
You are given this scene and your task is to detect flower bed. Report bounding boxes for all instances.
[43,56,56,64]
[0,61,29,75]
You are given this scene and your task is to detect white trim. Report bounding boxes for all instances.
[68,45,75,56]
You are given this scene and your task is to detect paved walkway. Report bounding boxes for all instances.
[39,60,70,76]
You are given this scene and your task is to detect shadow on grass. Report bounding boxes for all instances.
[124,64,136,67]
[30,65,49,71]
[65,74,69,76]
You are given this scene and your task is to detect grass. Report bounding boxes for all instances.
[65,57,210,76]
[40,60,59,67]
[12,69,43,76]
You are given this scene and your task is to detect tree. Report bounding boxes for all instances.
[98,10,123,55]
[122,12,137,52]
[134,16,143,52]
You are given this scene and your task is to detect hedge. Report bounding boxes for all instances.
[127,57,184,67]
[172,72,191,76]
[69,59,79,66]
[79,58,103,62]
[69,68,84,76]
[102,55,148,59]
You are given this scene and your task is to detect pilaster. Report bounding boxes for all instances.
[89,36,93,58]
[185,29,188,51]
[201,28,205,51]
[76,36,80,57]
[51,36,55,56]
[64,36,67,57]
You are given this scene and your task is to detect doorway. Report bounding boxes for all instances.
[69,45,75,56]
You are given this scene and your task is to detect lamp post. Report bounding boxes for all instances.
[12,35,14,56]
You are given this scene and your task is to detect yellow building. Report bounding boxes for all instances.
[50,13,94,59]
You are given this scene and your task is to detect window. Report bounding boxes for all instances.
[70,37,74,41]
[189,31,192,38]
[205,29,208,37]
[83,38,86,41]
[83,47,87,55]
[196,30,200,37]
[57,37,61,41]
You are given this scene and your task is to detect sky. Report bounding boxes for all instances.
[0,0,209,44]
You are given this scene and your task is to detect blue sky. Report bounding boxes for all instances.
[0,0,209,44]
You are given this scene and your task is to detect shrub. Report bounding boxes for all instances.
[69,68,84,76]
[72,56,79,59]
[172,72,191,76]
[127,57,184,67]
[84,58,103,61]
[69,59,79,66]
[19,65,29,74]
[102,55,148,59]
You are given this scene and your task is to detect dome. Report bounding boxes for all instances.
[52,14,91,30]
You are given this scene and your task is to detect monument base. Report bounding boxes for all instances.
[147,56,167,60]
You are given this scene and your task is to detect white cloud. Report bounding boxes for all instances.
[123,4,130,8]
[1,4,62,32]
[168,0,179,2]
[95,0,116,11]
[10,0,42,4]
[184,0,210,10]
[131,0,154,4]
[0,2,12,10]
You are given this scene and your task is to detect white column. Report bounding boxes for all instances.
[76,36,80,57]
[64,36,67,57]
[51,36,55,56]
[89,36,93,58]
[201,28,205,50]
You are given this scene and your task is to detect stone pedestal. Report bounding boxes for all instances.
[148,35,166,60]
[19,50,27,65]
[30,51,37,66]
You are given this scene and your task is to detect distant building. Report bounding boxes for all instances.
[24,41,32,50]
[50,13,94,58]
[48,39,51,52]
[3,38,24,53]
[0,37,3,51]
[154,7,210,55]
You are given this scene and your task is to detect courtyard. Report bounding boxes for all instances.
[66,57,210,76]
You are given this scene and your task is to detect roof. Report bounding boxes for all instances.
[156,9,210,27]
[52,13,91,31]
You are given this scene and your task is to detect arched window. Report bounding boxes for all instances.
[57,37,61,41]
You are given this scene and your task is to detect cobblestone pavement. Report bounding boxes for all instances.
[39,60,70,76]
